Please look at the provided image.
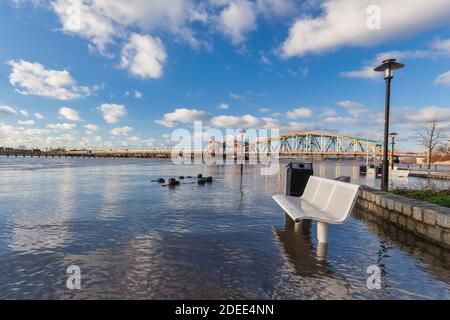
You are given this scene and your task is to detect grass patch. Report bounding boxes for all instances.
[392,188,450,208]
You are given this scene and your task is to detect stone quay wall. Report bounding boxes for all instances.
[357,187,450,249]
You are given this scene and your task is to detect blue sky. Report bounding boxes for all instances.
[0,0,449,151]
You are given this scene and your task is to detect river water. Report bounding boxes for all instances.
[0,157,448,299]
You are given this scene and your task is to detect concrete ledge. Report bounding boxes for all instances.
[357,186,450,249]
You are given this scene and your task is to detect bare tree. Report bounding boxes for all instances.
[416,117,444,174]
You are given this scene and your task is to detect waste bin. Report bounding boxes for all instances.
[285,162,314,197]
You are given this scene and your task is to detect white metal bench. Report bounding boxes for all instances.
[272,176,361,243]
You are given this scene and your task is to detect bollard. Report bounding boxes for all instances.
[168,178,180,186]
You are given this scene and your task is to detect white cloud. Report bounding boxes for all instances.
[59,107,82,121]
[217,103,229,110]
[260,54,272,66]
[121,33,167,79]
[47,123,77,131]
[18,120,35,126]
[8,60,94,100]
[431,38,450,56]
[127,135,140,142]
[19,110,29,117]
[341,50,429,80]
[286,108,313,119]
[210,114,261,129]
[281,0,450,57]
[404,106,450,123]
[110,126,133,136]
[287,67,309,77]
[34,112,45,119]
[0,123,49,147]
[84,124,100,134]
[338,101,369,118]
[155,107,291,130]
[50,0,203,55]
[259,108,270,113]
[323,116,362,126]
[217,0,257,45]
[0,106,18,116]
[434,71,450,86]
[52,0,116,55]
[155,108,209,127]
[393,106,450,130]
[229,92,244,100]
[46,134,76,146]
[323,108,337,117]
[124,89,143,98]
[100,103,127,124]
[340,66,380,80]
[284,121,316,131]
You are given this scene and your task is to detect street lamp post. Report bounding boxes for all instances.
[390,132,398,170]
[374,59,405,191]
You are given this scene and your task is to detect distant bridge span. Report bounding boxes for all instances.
[246,132,423,158]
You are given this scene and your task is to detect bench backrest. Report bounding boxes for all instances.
[302,176,360,223]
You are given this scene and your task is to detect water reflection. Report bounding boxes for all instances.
[354,207,450,287]
[273,218,358,299]
[9,168,75,253]
[274,218,330,276]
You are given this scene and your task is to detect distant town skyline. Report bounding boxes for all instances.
[0,1,449,152]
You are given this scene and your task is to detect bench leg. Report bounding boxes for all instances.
[316,243,328,261]
[317,221,328,244]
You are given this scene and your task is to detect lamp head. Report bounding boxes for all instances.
[374,59,405,79]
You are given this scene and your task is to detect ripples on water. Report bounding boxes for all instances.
[0,158,448,299]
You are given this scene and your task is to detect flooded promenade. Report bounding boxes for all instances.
[0,157,448,299]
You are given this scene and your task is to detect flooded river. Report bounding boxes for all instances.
[0,158,448,299]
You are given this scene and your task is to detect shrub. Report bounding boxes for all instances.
[392,186,450,208]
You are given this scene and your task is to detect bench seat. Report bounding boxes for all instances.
[272,194,336,223]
